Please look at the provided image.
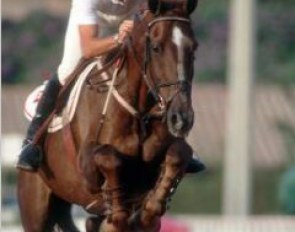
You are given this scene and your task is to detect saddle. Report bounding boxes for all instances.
[49,58,113,132]
[27,48,124,145]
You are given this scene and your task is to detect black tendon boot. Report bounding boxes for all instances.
[16,75,62,172]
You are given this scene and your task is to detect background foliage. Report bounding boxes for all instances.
[2,0,295,85]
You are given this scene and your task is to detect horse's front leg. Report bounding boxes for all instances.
[94,145,129,231]
[141,139,192,229]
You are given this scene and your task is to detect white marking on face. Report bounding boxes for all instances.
[172,26,185,81]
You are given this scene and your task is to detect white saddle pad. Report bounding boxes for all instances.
[24,58,109,133]
[24,82,47,121]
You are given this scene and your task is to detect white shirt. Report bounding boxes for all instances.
[58,0,143,83]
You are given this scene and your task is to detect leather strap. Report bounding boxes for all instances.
[63,124,82,174]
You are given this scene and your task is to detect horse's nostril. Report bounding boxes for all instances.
[167,109,193,137]
[170,112,184,131]
[171,113,178,126]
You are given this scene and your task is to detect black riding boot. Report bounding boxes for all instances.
[16,75,62,172]
[186,151,206,174]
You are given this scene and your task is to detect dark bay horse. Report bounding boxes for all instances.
[17,0,199,231]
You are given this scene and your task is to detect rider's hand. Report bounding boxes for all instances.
[117,20,134,43]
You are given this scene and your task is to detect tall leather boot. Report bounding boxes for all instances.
[186,151,206,174]
[16,75,62,172]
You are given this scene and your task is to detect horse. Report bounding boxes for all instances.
[17,0,199,231]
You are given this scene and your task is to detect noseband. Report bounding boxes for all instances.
[141,16,191,113]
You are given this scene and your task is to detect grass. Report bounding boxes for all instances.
[252,167,285,214]
[170,167,222,214]
[170,166,288,214]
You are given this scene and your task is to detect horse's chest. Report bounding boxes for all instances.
[140,121,171,162]
[111,125,169,160]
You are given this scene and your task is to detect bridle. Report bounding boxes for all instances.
[89,14,194,140]
[131,15,192,115]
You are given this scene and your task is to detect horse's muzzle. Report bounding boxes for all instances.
[167,93,194,137]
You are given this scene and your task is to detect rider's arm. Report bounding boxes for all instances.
[79,25,119,59]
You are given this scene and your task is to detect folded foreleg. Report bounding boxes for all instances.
[140,139,192,230]
[94,145,129,232]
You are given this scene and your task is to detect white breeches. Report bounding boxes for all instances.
[57,9,83,85]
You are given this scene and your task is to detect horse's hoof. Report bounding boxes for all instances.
[100,218,126,232]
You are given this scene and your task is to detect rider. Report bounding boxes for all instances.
[16,0,205,173]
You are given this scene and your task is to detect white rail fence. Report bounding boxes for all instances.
[2,216,295,232]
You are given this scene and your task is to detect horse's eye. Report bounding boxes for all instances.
[152,43,162,53]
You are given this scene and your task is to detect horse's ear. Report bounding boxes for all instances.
[186,0,198,15]
[148,0,160,14]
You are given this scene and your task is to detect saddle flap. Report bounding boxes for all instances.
[24,58,112,133]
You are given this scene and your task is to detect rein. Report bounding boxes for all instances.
[88,15,192,140]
